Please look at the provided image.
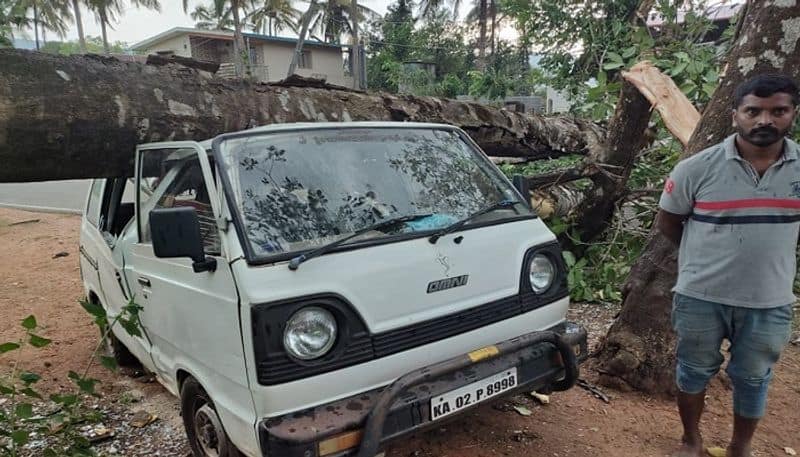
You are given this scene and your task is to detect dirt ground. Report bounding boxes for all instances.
[1,207,799,457]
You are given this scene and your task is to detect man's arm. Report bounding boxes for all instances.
[656,209,688,246]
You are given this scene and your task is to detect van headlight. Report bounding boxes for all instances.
[283,307,337,360]
[529,254,555,293]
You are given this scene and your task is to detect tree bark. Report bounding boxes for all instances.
[72,0,87,54]
[288,0,318,78]
[0,49,605,182]
[99,8,110,55]
[477,0,487,71]
[595,0,800,395]
[231,0,246,77]
[33,1,40,51]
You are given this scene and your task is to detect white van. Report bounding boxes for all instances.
[79,122,587,457]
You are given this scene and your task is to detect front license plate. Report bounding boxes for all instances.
[430,367,518,421]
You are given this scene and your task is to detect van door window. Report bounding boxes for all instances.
[97,177,136,243]
[138,149,220,255]
[86,180,105,227]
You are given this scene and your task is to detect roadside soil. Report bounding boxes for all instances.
[1,207,798,457]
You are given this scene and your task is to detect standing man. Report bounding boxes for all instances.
[659,74,799,457]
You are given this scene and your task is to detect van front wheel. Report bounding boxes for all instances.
[181,377,242,457]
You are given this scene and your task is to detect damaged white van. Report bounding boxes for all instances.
[79,122,587,457]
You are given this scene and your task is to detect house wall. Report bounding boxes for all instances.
[254,41,352,87]
[144,35,192,57]
[545,86,571,114]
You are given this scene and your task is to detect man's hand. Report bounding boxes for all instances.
[656,209,688,246]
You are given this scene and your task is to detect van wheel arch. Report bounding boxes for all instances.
[180,375,243,457]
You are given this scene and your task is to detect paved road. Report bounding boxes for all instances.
[0,180,90,214]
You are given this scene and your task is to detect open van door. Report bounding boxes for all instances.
[123,142,252,449]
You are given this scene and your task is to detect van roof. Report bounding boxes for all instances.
[199,121,458,148]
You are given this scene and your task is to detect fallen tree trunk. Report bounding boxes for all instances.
[0,49,604,182]
[595,0,800,395]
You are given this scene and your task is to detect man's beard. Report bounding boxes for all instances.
[738,125,787,147]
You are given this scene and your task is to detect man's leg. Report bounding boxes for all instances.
[676,391,707,455]
[726,304,793,457]
[671,294,727,457]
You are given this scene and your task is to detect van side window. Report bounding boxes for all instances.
[86,180,105,227]
[138,149,220,255]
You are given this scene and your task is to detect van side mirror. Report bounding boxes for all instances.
[149,207,217,273]
[512,175,531,208]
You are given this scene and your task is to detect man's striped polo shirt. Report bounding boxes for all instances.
[659,134,800,308]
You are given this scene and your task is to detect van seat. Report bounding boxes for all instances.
[111,202,135,236]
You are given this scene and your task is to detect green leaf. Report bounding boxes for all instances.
[21,315,37,330]
[596,70,607,87]
[69,374,100,397]
[50,393,78,406]
[602,61,624,70]
[11,430,29,445]
[621,46,638,59]
[0,342,20,354]
[562,251,576,267]
[20,387,42,400]
[15,403,33,419]
[79,299,106,320]
[0,383,13,394]
[99,356,118,372]
[19,372,40,385]
[119,318,142,338]
[28,334,51,348]
[606,51,623,63]
[670,62,688,77]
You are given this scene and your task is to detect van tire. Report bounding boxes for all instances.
[103,329,139,367]
[181,377,243,457]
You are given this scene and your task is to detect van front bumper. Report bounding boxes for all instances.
[257,321,587,457]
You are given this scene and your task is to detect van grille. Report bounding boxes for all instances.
[255,290,567,385]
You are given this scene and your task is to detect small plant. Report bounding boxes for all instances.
[0,297,143,456]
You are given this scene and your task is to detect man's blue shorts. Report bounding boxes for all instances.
[671,293,794,418]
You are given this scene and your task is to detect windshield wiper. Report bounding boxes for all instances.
[288,213,434,270]
[428,200,517,244]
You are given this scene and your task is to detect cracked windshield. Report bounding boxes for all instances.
[218,128,529,257]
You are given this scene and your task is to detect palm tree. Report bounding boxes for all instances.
[307,0,376,44]
[88,0,160,54]
[191,1,235,30]
[416,0,460,20]
[71,0,86,52]
[249,0,299,36]
[10,0,72,50]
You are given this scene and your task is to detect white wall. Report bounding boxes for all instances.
[145,35,192,57]
[256,41,351,87]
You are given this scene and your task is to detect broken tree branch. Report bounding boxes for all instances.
[622,61,701,146]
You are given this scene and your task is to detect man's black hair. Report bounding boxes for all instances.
[733,74,800,108]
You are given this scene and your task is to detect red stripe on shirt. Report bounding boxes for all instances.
[694,198,800,210]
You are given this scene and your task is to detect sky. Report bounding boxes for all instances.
[27,0,396,46]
